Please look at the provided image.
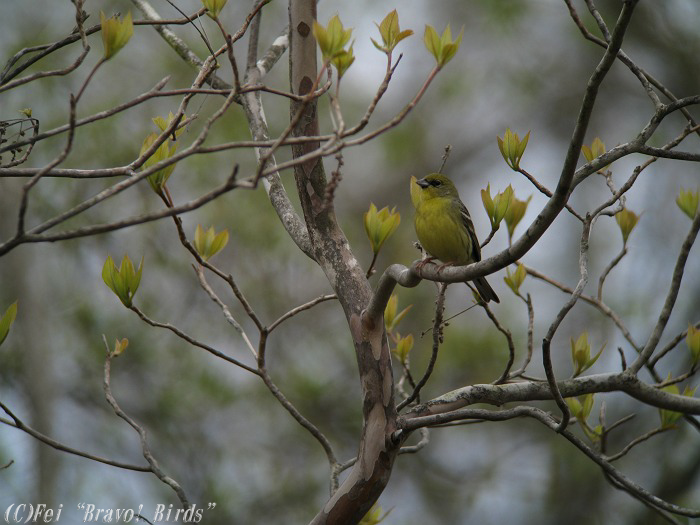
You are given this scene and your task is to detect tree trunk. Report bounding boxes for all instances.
[287,1,401,522]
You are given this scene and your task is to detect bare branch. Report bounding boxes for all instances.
[240,16,312,257]
[605,427,670,462]
[194,266,258,358]
[103,338,190,507]
[525,265,640,351]
[129,305,259,375]
[130,0,231,90]
[403,372,700,422]
[629,210,700,373]
[0,172,238,256]
[397,284,447,411]
[403,405,700,517]
[0,45,89,94]
[484,302,517,384]
[517,167,584,222]
[509,293,535,379]
[650,320,700,368]
[0,401,149,472]
[565,0,696,122]
[542,218,592,431]
[268,294,337,332]
[256,333,339,487]
[598,246,627,300]
[0,10,207,85]
[365,264,421,325]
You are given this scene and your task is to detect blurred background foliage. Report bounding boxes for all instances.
[1,1,700,524]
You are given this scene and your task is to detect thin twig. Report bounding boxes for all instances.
[397,284,447,411]
[0,172,238,256]
[256,333,339,492]
[598,246,627,300]
[335,427,430,477]
[130,0,231,90]
[650,321,700,367]
[102,337,190,507]
[605,427,670,462]
[0,402,149,472]
[525,265,639,352]
[129,305,259,375]
[479,228,498,249]
[542,218,592,432]
[509,293,535,378]
[0,46,89,94]
[484,303,516,384]
[15,80,82,236]
[268,294,337,332]
[194,266,258,358]
[402,404,699,516]
[518,168,585,222]
[629,210,700,373]
[438,144,452,173]
[0,10,207,85]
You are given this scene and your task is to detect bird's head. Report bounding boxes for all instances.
[414,173,459,201]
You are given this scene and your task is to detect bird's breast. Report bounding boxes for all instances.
[414,201,472,264]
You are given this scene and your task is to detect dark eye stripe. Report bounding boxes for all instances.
[429,179,442,187]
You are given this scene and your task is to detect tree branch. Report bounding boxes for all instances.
[401,405,700,517]
[103,338,190,507]
[397,284,446,411]
[629,210,700,373]
[0,401,149,472]
[403,372,700,421]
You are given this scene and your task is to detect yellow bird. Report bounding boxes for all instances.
[412,173,499,303]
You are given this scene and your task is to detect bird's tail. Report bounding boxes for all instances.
[472,276,500,303]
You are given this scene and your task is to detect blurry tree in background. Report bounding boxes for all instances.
[1,0,700,524]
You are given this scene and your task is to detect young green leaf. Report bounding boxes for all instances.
[384,294,412,333]
[493,185,514,226]
[331,46,355,79]
[364,203,400,254]
[313,15,353,62]
[497,129,530,170]
[372,10,413,53]
[571,332,605,377]
[659,380,696,429]
[687,325,700,366]
[0,301,18,346]
[423,24,464,68]
[676,187,699,219]
[392,333,414,364]
[481,184,496,230]
[615,208,640,245]
[112,338,129,357]
[194,225,230,262]
[202,0,228,19]
[504,263,526,295]
[152,111,186,138]
[102,255,143,307]
[100,11,133,60]
[140,132,178,196]
[504,194,532,240]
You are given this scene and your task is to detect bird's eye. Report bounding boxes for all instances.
[430,179,442,187]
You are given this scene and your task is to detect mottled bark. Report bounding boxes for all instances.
[287,1,400,523]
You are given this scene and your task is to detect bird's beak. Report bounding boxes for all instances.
[416,178,430,189]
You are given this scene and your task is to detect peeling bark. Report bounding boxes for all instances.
[287,1,400,523]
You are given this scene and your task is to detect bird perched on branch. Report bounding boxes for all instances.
[411,173,500,303]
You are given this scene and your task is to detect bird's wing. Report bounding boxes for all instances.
[459,201,482,262]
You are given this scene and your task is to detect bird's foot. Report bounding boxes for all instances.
[435,262,455,274]
[415,257,437,272]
